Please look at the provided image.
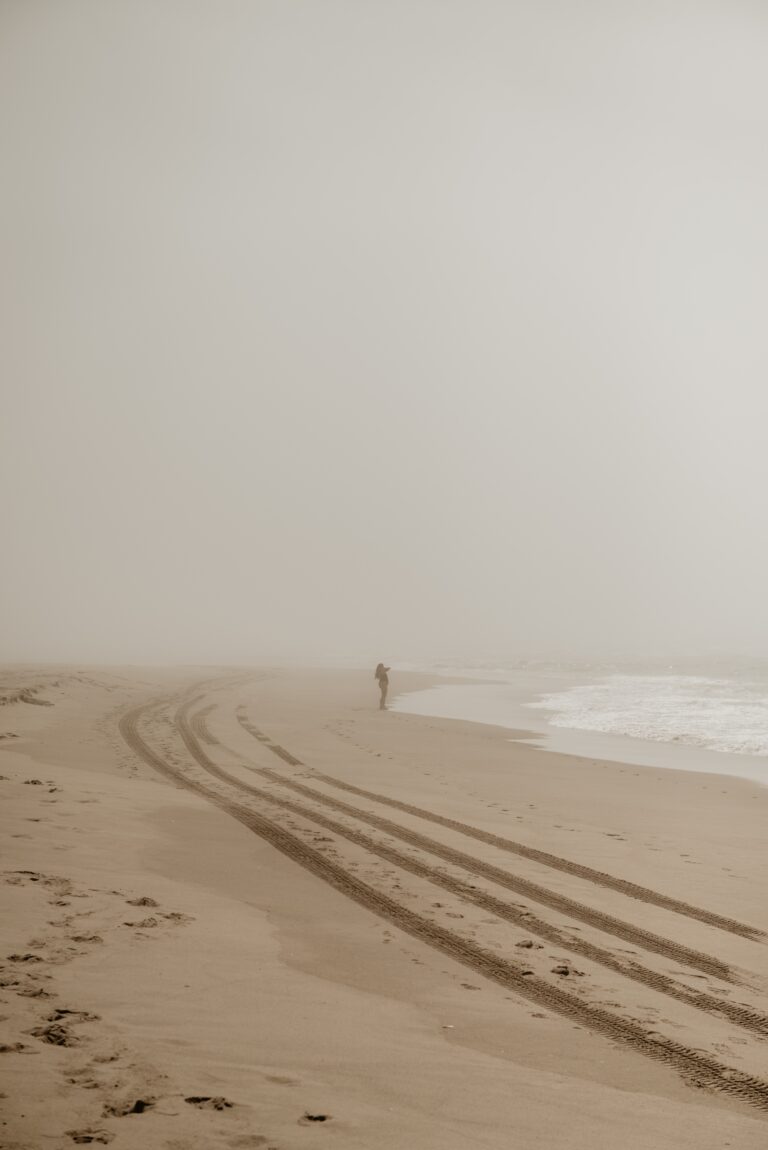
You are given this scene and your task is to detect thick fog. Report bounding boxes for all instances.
[2,1,767,666]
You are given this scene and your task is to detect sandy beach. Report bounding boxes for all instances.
[5,2,768,1146]
[2,666,767,1149]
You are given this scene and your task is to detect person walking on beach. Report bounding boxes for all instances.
[375,663,390,710]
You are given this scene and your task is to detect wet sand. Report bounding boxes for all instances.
[1,666,767,1148]
[391,672,768,786]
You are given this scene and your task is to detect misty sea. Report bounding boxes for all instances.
[391,661,768,787]
[527,673,768,756]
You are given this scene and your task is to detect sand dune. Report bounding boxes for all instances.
[1,667,767,1148]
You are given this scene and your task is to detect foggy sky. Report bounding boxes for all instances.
[2,1,767,665]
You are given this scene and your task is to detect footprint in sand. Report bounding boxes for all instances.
[49,1008,100,1024]
[66,1128,115,1144]
[103,1097,156,1116]
[299,1112,331,1126]
[185,1095,234,1110]
[66,1068,102,1090]
[228,1137,276,1149]
[16,982,56,999]
[29,1021,80,1046]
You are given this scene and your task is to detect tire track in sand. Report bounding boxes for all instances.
[118,696,768,1114]
[192,707,768,1038]
[216,709,739,981]
[235,708,764,942]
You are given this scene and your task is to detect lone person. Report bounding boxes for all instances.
[374,663,390,710]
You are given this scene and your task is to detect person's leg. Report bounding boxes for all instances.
[380,682,388,709]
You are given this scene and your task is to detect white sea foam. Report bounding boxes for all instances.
[527,675,768,757]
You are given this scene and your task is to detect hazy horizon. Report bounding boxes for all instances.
[3,2,767,665]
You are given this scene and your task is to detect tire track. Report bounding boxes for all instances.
[252,768,739,982]
[227,709,302,764]
[118,697,768,1114]
[188,709,768,1037]
[252,769,768,1031]
[235,708,764,942]
[190,704,217,744]
[203,706,737,981]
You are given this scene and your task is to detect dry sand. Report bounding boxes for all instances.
[1,666,767,1149]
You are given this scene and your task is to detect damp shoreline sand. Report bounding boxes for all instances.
[1,666,767,1149]
[390,672,768,787]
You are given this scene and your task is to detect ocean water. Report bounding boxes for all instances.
[526,674,768,757]
[391,663,768,785]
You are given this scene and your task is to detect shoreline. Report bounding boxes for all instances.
[390,672,768,788]
[1,666,767,1148]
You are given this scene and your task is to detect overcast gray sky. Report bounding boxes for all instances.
[2,1,767,665]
